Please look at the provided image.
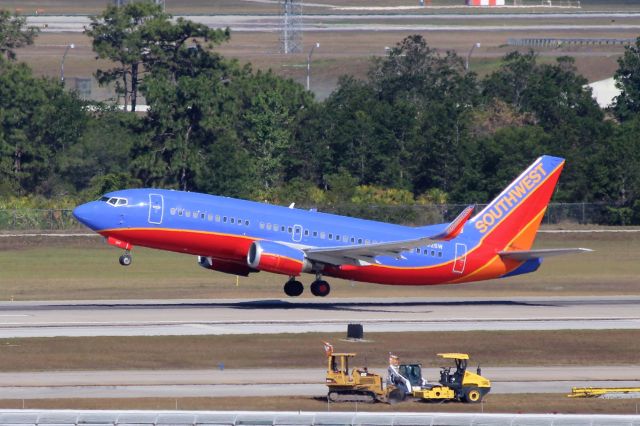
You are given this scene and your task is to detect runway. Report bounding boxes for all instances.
[0,297,638,337]
[26,13,640,33]
[2,366,639,399]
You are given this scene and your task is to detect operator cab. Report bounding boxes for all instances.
[438,353,468,390]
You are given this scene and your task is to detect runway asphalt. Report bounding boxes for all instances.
[2,366,639,399]
[0,297,638,337]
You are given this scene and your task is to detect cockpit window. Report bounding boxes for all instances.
[101,196,128,206]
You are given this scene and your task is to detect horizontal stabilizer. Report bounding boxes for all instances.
[499,248,592,261]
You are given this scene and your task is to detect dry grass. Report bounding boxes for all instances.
[0,230,638,300]
[13,19,632,101]
[0,330,638,371]
[1,394,639,414]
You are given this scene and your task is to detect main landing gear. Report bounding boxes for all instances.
[283,274,331,297]
[119,251,132,266]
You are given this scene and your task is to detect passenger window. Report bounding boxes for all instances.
[230,218,235,224]
[320,232,326,239]
[342,235,348,243]
[178,209,183,216]
[267,223,272,230]
[358,238,363,244]
[281,226,286,232]
[237,218,242,225]
[365,239,370,245]
[215,215,221,222]
[438,252,443,257]
[328,233,333,240]
[223,216,227,223]
[208,214,213,221]
[185,210,191,218]
[274,224,279,231]
[245,220,250,226]
[351,237,356,243]
[288,227,293,234]
[200,213,205,219]
[170,208,176,215]
[335,234,340,241]
[304,230,309,236]
[259,222,265,229]
[431,250,436,256]
[416,248,421,254]
[313,231,318,237]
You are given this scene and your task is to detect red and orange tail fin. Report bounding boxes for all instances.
[466,155,565,251]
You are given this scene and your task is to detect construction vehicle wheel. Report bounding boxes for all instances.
[387,388,406,405]
[463,387,482,403]
[328,392,339,402]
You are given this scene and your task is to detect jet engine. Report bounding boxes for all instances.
[198,256,257,277]
[247,241,311,276]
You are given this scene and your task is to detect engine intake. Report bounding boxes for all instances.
[247,241,310,276]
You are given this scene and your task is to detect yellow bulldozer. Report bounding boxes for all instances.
[324,342,405,404]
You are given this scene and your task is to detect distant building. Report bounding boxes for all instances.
[466,0,505,5]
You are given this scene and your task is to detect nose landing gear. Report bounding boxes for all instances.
[119,251,132,266]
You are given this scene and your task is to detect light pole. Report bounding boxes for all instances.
[60,43,75,85]
[465,42,480,71]
[306,42,320,91]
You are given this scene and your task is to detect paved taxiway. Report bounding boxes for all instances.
[27,13,640,33]
[0,297,638,338]
[2,367,639,399]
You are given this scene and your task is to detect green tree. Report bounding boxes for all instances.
[612,37,640,122]
[0,59,88,195]
[0,10,39,61]
[86,2,228,112]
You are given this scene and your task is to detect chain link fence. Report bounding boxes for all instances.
[0,203,625,231]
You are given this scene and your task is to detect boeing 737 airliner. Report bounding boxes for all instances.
[73,155,589,297]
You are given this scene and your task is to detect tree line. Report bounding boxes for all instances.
[1,3,640,224]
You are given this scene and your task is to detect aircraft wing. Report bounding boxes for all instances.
[304,205,475,266]
[498,248,593,261]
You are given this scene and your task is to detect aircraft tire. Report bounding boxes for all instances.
[310,280,330,297]
[284,280,304,297]
[119,254,132,266]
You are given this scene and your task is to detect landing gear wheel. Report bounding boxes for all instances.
[310,280,330,297]
[463,387,482,403]
[119,253,132,266]
[283,279,303,297]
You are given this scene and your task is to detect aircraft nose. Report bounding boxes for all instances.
[73,202,101,230]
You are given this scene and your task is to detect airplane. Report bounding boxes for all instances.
[73,155,590,297]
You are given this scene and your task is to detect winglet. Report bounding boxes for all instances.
[431,204,475,241]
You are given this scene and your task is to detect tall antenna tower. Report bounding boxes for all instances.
[280,0,302,54]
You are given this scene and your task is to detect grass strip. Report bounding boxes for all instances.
[1,394,640,415]
[0,330,638,371]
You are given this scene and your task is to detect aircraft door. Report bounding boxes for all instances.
[148,194,164,224]
[453,243,467,274]
[292,224,303,242]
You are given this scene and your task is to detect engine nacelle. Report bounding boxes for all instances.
[198,256,256,277]
[247,241,310,276]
